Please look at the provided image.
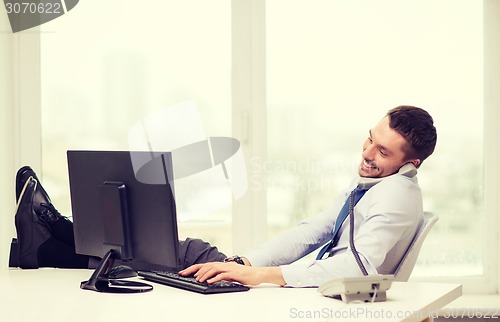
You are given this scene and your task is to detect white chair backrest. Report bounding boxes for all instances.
[394,211,438,282]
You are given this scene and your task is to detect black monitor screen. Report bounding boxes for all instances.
[67,150,181,272]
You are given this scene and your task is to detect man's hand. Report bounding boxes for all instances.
[178,262,286,286]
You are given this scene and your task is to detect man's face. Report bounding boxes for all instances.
[358,116,418,178]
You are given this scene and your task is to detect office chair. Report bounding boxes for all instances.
[393,211,439,282]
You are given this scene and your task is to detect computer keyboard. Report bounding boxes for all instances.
[137,270,250,294]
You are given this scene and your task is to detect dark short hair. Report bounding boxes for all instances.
[387,106,437,166]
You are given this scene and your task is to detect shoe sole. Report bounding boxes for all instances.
[14,177,50,269]
[15,166,38,202]
[16,175,33,209]
[15,166,51,207]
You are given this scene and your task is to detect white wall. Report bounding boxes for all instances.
[0,12,42,268]
[0,12,16,268]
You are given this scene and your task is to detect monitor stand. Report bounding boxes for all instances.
[80,248,153,293]
[80,182,153,293]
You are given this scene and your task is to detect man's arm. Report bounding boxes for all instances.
[178,262,286,286]
[177,184,354,287]
[242,187,352,267]
[180,176,421,287]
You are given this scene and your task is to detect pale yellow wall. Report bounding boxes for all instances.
[0,12,16,268]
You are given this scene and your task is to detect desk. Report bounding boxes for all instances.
[1,268,461,322]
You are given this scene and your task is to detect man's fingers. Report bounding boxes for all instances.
[179,262,241,284]
[196,264,221,282]
[178,263,203,276]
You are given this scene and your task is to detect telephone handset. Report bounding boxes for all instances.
[357,163,417,190]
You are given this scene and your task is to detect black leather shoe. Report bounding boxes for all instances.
[14,177,51,269]
[15,166,64,226]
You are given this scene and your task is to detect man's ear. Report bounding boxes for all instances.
[409,159,421,168]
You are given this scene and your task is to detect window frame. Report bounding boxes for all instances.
[480,0,500,295]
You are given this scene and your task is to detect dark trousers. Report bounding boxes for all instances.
[37,218,227,269]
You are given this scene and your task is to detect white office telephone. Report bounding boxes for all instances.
[318,274,394,303]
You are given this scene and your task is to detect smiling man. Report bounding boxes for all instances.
[180,105,437,287]
[12,105,437,288]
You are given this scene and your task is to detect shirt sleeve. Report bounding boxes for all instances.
[243,205,340,267]
[280,251,378,287]
[243,183,354,267]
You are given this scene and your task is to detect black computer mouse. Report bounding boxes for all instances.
[107,265,138,279]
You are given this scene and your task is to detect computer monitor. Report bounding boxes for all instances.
[67,150,181,292]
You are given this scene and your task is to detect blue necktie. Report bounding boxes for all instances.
[316,187,367,260]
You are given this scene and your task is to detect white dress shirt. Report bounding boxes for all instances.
[243,172,424,287]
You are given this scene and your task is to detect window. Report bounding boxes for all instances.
[265,0,486,286]
[40,0,234,253]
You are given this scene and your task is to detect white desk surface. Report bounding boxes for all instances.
[1,268,461,322]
